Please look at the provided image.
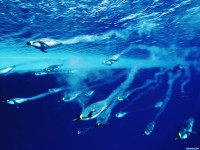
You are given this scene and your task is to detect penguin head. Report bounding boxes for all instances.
[26,41,31,45]
[26,41,35,45]
[72,114,93,121]
[26,41,41,47]
[7,100,15,105]
[175,133,181,139]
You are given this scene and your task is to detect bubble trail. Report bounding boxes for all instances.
[96,67,167,125]
[153,71,181,122]
[96,66,138,125]
[117,68,165,101]
[116,100,163,118]
[59,71,126,106]
[59,31,127,45]
[7,87,64,105]
[117,69,165,113]
[105,66,138,102]
[77,66,138,122]
[180,69,191,94]
[144,71,181,135]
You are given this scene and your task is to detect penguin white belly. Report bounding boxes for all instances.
[44,40,60,47]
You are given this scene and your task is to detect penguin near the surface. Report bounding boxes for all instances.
[102,54,120,66]
[0,65,16,75]
[26,39,62,53]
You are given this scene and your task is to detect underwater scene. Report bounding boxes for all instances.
[0,0,200,150]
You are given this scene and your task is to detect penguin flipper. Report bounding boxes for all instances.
[12,100,20,109]
[40,48,48,53]
[36,41,48,53]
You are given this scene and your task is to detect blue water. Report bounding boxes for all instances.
[0,0,200,150]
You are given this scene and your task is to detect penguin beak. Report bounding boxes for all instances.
[72,115,81,121]
[26,41,31,45]
[175,133,180,140]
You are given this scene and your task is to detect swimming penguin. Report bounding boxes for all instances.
[0,65,16,75]
[176,64,184,71]
[102,54,120,66]
[7,98,27,104]
[26,39,62,53]
[117,91,131,101]
[115,111,128,118]
[62,92,81,102]
[175,118,199,140]
[44,64,63,72]
[144,121,156,136]
[73,99,110,121]
[110,54,120,61]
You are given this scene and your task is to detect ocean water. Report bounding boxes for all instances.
[0,0,200,150]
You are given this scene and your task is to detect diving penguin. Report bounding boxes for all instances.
[26,38,62,53]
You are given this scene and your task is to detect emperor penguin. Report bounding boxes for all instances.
[175,118,197,140]
[26,39,62,53]
[73,99,110,121]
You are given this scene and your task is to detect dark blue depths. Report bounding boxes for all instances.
[0,70,200,150]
